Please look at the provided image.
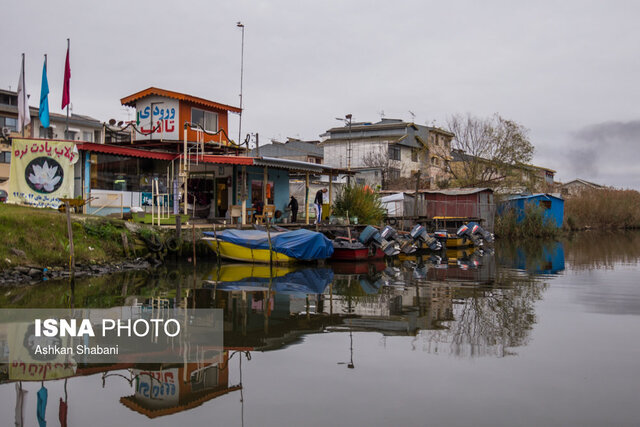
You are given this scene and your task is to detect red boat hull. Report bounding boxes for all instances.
[331,247,385,261]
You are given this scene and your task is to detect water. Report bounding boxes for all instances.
[1,231,639,426]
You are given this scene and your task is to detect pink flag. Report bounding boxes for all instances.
[61,44,71,109]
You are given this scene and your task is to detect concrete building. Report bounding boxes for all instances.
[249,138,322,164]
[319,118,453,188]
[560,178,605,197]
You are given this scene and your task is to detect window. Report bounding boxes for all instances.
[411,148,418,162]
[431,157,439,166]
[1,117,17,131]
[1,151,11,163]
[82,131,93,142]
[356,178,365,185]
[389,145,401,160]
[191,108,218,132]
[39,126,53,139]
[64,130,77,140]
[389,168,400,181]
[540,200,552,210]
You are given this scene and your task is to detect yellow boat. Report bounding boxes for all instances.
[204,238,296,263]
[202,228,334,264]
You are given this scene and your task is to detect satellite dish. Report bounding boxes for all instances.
[109,119,117,125]
[117,121,123,127]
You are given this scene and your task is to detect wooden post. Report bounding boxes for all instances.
[305,172,310,225]
[192,223,196,267]
[414,170,420,219]
[175,214,182,240]
[241,166,247,226]
[328,173,333,218]
[65,201,75,274]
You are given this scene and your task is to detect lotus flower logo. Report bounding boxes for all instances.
[25,157,64,194]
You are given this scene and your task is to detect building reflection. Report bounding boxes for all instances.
[0,241,567,421]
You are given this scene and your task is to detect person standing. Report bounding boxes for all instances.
[314,188,327,224]
[288,195,299,223]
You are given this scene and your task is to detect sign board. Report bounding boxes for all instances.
[8,139,78,209]
[135,96,180,141]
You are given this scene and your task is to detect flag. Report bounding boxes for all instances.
[61,44,71,109]
[39,57,50,128]
[17,55,31,132]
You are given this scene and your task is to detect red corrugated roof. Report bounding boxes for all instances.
[77,142,177,160]
[77,143,255,165]
[120,87,242,113]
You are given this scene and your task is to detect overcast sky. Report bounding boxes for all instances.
[3,1,639,188]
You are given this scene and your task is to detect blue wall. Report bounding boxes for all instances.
[245,166,290,219]
[499,194,564,228]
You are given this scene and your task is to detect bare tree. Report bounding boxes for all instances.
[447,113,534,187]
[362,146,393,188]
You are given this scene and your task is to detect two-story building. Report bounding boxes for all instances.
[1,88,103,193]
[319,118,453,189]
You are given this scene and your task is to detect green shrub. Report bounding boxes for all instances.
[332,185,386,225]
[495,203,559,239]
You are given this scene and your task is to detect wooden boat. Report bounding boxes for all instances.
[331,237,384,261]
[202,228,334,264]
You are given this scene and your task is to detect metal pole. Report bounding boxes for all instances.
[65,39,70,135]
[237,22,245,146]
[305,173,310,225]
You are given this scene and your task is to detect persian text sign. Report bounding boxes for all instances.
[8,138,79,209]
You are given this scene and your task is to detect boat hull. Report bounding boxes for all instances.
[205,239,296,263]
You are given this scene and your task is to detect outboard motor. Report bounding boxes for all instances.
[358,225,401,256]
[468,222,494,244]
[457,222,494,246]
[380,225,417,254]
[410,224,442,251]
[433,230,449,248]
[456,223,482,246]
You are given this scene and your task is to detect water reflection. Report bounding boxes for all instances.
[0,240,571,423]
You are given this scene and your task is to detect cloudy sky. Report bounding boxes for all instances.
[3,1,639,188]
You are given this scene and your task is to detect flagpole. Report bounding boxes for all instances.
[21,53,25,137]
[65,38,70,135]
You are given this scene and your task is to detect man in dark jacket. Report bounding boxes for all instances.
[288,195,299,223]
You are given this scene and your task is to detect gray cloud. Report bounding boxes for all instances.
[562,120,640,189]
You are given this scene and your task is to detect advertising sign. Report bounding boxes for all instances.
[8,138,79,209]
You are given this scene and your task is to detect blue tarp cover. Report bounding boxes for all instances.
[208,268,334,295]
[203,228,334,260]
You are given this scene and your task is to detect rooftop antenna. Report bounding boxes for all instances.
[378,110,385,120]
[408,111,416,122]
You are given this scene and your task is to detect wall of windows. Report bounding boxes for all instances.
[90,153,170,193]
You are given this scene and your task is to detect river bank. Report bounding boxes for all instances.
[0,204,212,285]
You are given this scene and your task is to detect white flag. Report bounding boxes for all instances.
[17,55,31,132]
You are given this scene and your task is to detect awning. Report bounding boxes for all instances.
[77,142,176,160]
[200,155,253,165]
[254,156,353,175]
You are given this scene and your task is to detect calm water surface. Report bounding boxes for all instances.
[1,231,639,426]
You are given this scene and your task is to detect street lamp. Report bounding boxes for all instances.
[335,114,353,184]
[237,22,245,149]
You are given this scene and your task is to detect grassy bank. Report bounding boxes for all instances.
[564,189,640,229]
[0,204,150,270]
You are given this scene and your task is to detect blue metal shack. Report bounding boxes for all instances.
[499,193,564,228]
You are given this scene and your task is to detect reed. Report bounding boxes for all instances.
[564,189,640,229]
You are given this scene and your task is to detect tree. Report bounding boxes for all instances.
[446,113,534,188]
[362,146,393,189]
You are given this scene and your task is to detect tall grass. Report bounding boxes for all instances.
[0,204,131,269]
[332,185,386,225]
[495,203,560,239]
[564,189,640,229]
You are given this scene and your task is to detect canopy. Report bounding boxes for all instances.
[204,228,334,260]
